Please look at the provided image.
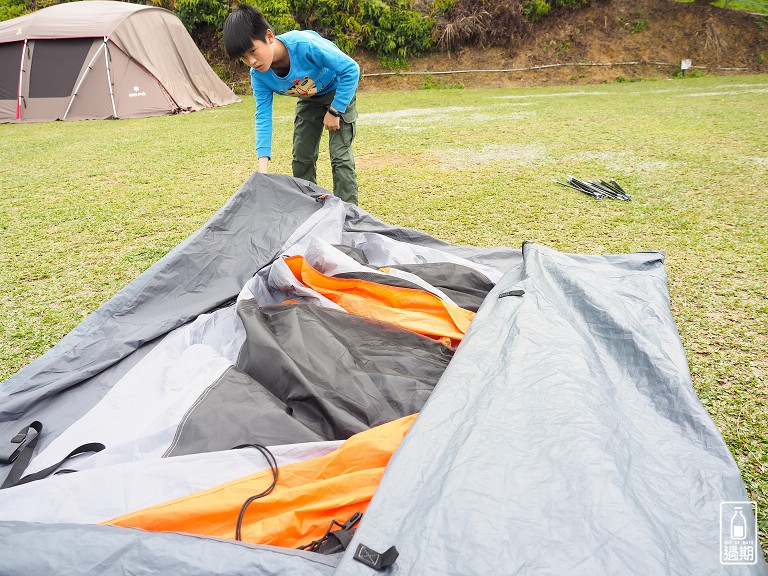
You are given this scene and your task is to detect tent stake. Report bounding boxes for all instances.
[553,180,601,199]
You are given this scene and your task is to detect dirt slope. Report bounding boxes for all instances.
[356,0,767,90]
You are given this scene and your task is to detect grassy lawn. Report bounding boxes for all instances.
[674,0,768,14]
[1,74,767,550]
[713,0,768,14]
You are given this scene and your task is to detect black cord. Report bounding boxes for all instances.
[232,443,279,542]
[297,511,363,552]
[298,518,342,552]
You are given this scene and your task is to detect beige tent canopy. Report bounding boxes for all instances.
[0,0,239,122]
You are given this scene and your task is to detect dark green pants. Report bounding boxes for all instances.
[293,91,359,205]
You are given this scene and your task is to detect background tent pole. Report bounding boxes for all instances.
[15,39,27,120]
[63,40,107,121]
[103,37,117,118]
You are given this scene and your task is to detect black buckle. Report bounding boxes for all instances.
[341,511,362,530]
[0,431,28,464]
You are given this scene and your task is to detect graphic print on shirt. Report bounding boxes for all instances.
[283,76,319,97]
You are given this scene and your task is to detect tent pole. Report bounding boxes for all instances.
[104,37,117,118]
[63,40,107,121]
[16,39,27,120]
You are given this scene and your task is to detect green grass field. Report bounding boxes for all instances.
[1,74,767,551]
[713,0,768,14]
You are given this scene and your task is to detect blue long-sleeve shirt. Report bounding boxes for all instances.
[250,30,360,159]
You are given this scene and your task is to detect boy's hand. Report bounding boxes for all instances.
[324,111,341,131]
[258,157,269,173]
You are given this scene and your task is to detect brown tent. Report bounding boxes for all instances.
[0,0,239,122]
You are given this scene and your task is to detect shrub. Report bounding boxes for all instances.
[254,0,300,34]
[523,0,549,23]
[431,0,455,17]
[363,0,433,66]
[176,0,229,30]
[0,0,28,21]
[522,0,586,24]
[628,17,648,34]
[175,0,298,33]
[432,0,526,51]
[672,67,704,78]
[432,0,590,49]
[290,0,433,67]
[550,0,587,8]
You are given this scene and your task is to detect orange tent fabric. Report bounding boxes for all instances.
[285,255,475,347]
[105,415,416,548]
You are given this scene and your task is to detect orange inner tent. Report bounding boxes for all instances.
[105,414,416,548]
[284,255,474,347]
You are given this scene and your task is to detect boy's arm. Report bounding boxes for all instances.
[252,74,275,166]
[308,39,360,114]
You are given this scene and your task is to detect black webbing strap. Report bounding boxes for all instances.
[0,421,43,488]
[332,527,357,551]
[0,421,105,489]
[499,289,525,298]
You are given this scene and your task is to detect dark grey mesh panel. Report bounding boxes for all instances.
[0,42,22,100]
[332,271,425,292]
[236,301,453,440]
[29,39,92,98]
[166,366,323,457]
[332,244,370,266]
[389,262,495,312]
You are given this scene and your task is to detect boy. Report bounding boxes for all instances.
[223,5,361,205]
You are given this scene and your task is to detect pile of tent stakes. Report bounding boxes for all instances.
[554,176,632,201]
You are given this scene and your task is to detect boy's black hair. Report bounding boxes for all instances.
[223,4,271,59]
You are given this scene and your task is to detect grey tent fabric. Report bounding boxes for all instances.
[341,209,521,271]
[0,522,337,576]
[0,173,517,456]
[1,174,764,574]
[334,243,767,575]
[0,175,327,449]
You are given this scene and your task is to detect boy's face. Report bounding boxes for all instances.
[241,30,275,72]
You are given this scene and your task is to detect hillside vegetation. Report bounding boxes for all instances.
[354,0,767,90]
[2,0,766,89]
[1,0,592,68]
[194,0,768,87]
